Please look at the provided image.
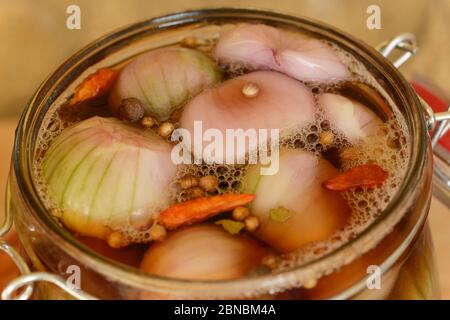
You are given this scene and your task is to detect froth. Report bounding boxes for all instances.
[33,110,72,212]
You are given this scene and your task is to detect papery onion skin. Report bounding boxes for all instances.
[42,117,176,242]
[180,71,315,162]
[109,47,222,121]
[242,149,350,253]
[318,93,383,144]
[214,24,349,82]
[140,224,269,281]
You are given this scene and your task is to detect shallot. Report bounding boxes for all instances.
[318,93,383,144]
[242,149,350,252]
[214,24,349,82]
[42,117,176,244]
[180,71,315,163]
[110,47,221,121]
[140,224,268,281]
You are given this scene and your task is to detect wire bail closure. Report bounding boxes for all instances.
[377,33,450,137]
[379,33,450,207]
[0,179,33,300]
[0,179,96,300]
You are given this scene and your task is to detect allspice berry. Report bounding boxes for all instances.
[244,215,260,232]
[119,98,145,123]
[149,224,167,242]
[198,175,218,192]
[158,122,175,138]
[179,174,199,189]
[232,206,250,221]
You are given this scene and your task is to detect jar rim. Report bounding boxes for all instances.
[12,8,428,298]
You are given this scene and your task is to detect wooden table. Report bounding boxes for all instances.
[1,118,449,299]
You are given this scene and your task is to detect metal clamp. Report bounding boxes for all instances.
[2,272,97,300]
[0,179,95,300]
[378,34,450,206]
[376,33,418,68]
[378,33,450,136]
[0,179,33,300]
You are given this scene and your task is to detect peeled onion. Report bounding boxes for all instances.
[214,24,349,82]
[110,47,221,121]
[179,71,315,163]
[242,149,350,253]
[140,224,268,281]
[42,117,176,242]
[318,93,383,144]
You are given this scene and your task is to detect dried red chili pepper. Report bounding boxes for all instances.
[70,68,118,106]
[159,193,255,230]
[322,164,389,191]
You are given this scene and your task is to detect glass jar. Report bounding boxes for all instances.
[0,8,444,300]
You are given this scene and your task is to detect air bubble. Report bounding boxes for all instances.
[307,133,318,144]
[320,120,331,130]
[294,139,305,148]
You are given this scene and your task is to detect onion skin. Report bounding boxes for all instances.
[318,93,383,144]
[242,149,350,253]
[140,224,269,281]
[214,24,349,82]
[109,47,221,121]
[180,71,315,162]
[42,117,176,242]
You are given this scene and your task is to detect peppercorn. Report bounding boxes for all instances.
[158,122,175,138]
[244,215,260,232]
[232,206,250,221]
[107,231,127,248]
[199,175,218,192]
[149,224,167,241]
[118,98,145,123]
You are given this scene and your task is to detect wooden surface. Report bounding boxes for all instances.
[1,117,449,299]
